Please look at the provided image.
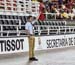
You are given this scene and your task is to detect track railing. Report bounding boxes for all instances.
[0,19,75,37]
[0,25,75,37]
[34,25,75,35]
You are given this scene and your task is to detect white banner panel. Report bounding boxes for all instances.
[35,34,75,50]
[0,37,29,54]
[0,34,75,54]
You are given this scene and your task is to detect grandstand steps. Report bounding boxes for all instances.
[0,14,75,37]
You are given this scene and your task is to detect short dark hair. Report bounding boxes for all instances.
[27,16,32,20]
[38,0,43,2]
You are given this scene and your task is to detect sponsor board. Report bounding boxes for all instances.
[35,34,75,50]
[0,37,29,54]
[0,34,75,54]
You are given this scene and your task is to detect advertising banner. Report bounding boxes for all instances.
[0,34,75,54]
[35,34,75,50]
[0,37,28,54]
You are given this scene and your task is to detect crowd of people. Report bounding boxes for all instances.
[38,0,75,21]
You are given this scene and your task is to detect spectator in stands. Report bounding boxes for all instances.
[50,5,60,15]
[48,0,54,10]
[72,6,75,14]
[45,1,50,12]
[45,1,48,10]
[61,11,69,19]
[38,0,46,21]
[68,10,74,20]
[25,16,38,61]
[46,6,50,13]
[50,5,56,13]
[58,0,63,5]
[37,0,75,20]
[66,0,74,9]
[61,4,69,19]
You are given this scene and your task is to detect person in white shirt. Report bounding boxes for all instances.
[25,16,38,61]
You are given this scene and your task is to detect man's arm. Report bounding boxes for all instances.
[25,29,30,35]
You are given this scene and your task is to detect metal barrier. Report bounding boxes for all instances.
[34,25,75,35]
[0,24,75,37]
[0,25,26,37]
[44,13,75,20]
[0,19,75,37]
[0,19,24,37]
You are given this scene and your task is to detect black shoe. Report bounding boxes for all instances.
[29,57,38,61]
[32,57,38,61]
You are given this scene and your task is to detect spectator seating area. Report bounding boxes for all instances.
[34,20,75,35]
[0,14,75,37]
[0,15,26,36]
[34,20,66,26]
[39,0,75,20]
[0,0,75,37]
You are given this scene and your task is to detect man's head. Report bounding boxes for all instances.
[27,16,33,22]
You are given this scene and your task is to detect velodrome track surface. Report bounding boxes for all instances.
[0,47,75,65]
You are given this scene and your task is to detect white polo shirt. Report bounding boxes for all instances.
[25,22,33,35]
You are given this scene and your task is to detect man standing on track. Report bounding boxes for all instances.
[25,16,38,61]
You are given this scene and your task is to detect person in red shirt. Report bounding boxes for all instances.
[66,0,74,9]
[38,0,46,21]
